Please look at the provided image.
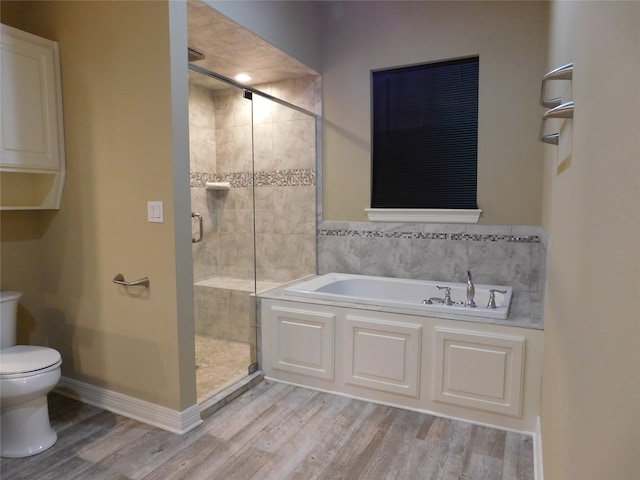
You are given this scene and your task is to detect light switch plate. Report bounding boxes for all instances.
[147,201,164,223]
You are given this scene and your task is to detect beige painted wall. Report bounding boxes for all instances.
[0,212,53,345]
[541,2,640,478]
[1,1,196,410]
[319,1,547,224]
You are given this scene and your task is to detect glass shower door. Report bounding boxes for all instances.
[251,85,318,294]
[188,69,257,404]
[188,66,318,406]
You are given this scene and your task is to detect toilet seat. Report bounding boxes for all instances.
[0,346,62,379]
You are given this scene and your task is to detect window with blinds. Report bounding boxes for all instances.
[371,57,479,210]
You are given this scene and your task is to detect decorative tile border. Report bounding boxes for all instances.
[450,233,540,243]
[318,228,540,243]
[190,169,315,188]
[255,169,315,187]
[190,171,252,188]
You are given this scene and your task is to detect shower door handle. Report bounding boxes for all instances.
[192,212,203,243]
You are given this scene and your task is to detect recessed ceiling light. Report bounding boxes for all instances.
[235,73,252,83]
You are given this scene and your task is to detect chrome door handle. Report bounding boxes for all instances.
[113,273,150,287]
[192,212,203,243]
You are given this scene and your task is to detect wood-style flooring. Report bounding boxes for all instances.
[0,380,534,480]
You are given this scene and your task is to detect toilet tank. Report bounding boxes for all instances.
[0,291,22,349]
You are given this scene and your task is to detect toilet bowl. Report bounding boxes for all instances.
[0,292,62,458]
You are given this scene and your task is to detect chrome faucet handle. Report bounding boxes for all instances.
[436,285,454,305]
[487,289,508,309]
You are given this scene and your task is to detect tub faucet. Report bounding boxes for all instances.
[465,271,476,307]
[436,286,454,305]
[487,289,508,309]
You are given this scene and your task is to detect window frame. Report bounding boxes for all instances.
[368,57,482,223]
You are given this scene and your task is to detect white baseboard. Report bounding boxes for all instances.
[55,376,202,435]
[534,415,544,480]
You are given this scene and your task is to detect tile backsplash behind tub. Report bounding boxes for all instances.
[317,221,547,301]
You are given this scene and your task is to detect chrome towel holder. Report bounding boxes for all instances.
[540,63,573,108]
[113,273,150,287]
[543,100,574,120]
[539,63,574,145]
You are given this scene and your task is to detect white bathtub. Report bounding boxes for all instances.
[283,273,512,320]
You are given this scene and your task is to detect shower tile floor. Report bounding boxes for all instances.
[195,334,251,403]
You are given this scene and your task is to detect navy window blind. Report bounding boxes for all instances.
[371,57,479,209]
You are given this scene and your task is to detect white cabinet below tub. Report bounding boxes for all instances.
[433,328,525,417]
[345,315,421,398]
[267,304,335,381]
[260,298,543,433]
[1,24,66,210]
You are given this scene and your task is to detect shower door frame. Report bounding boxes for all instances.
[189,64,320,122]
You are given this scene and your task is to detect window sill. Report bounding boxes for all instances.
[365,208,482,223]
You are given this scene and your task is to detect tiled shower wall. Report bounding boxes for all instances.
[251,79,318,282]
[189,76,319,284]
[190,83,221,282]
[317,221,548,308]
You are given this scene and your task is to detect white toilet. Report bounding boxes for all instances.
[0,291,62,458]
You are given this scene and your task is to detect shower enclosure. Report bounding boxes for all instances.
[187,66,318,404]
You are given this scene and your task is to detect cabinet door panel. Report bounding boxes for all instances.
[434,328,525,417]
[268,305,335,380]
[1,26,61,170]
[345,315,421,398]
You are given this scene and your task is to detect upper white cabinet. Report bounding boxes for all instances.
[1,24,66,209]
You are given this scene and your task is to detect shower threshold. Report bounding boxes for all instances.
[195,335,251,402]
[199,370,264,419]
